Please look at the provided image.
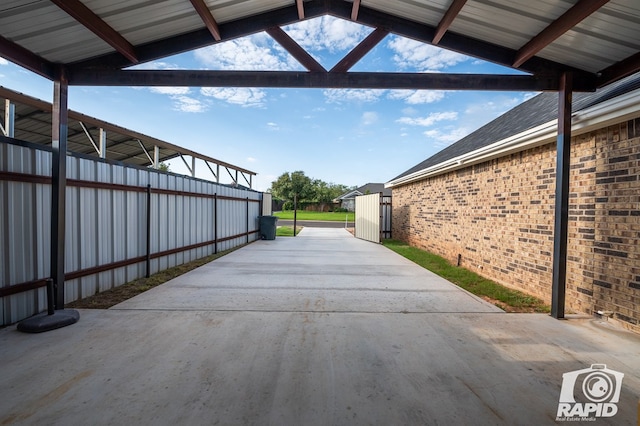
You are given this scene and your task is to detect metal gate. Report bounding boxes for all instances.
[355,193,391,243]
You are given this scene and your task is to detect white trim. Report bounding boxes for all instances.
[386,89,640,188]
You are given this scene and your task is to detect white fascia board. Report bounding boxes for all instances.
[386,90,640,189]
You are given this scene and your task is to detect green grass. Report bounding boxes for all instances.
[274,210,355,222]
[276,226,303,237]
[382,239,550,313]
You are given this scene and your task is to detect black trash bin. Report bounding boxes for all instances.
[258,215,278,240]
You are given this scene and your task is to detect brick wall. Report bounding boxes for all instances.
[392,118,640,332]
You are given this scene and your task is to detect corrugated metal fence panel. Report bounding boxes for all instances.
[1,138,264,325]
[1,141,51,323]
[262,192,272,215]
[355,193,381,243]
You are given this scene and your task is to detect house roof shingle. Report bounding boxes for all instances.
[390,73,640,183]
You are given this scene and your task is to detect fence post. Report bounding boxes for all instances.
[246,197,250,243]
[146,184,151,278]
[214,193,218,254]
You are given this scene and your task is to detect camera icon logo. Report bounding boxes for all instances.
[557,364,624,420]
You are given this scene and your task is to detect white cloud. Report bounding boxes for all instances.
[172,96,207,113]
[396,111,458,127]
[361,111,378,125]
[194,35,293,71]
[266,122,279,131]
[388,90,445,104]
[388,36,469,71]
[424,127,470,145]
[200,87,266,108]
[247,157,257,163]
[149,86,190,96]
[0,57,8,66]
[284,16,370,53]
[323,88,384,103]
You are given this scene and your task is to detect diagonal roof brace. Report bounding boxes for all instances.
[137,139,154,166]
[266,27,326,72]
[78,121,101,155]
[330,27,389,73]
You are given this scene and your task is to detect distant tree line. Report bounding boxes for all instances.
[268,171,355,211]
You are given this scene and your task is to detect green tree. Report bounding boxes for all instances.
[269,171,314,209]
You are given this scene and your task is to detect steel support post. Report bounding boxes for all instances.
[99,128,107,158]
[153,145,160,169]
[3,99,15,137]
[551,72,573,319]
[51,68,69,309]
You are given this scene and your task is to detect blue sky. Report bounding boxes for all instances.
[0,16,534,192]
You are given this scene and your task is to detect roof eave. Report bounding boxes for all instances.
[386,89,640,189]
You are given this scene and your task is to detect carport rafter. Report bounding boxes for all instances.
[512,0,612,68]
[49,0,138,64]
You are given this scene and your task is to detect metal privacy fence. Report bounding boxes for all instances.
[0,137,266,326]
[354,193,392,243]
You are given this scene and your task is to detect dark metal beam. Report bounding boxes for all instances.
[51,67,69,309]
[50,0,138,64]
[551,72,573,319]
[0,35,55,79]
[433,0,468,45]
[598,51,640,88]
[189,0,222,41]
[330,27,389,73]
[512,0,610,68]
[265,27,326,72]
[67,69,596,91]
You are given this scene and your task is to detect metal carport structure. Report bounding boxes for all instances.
[0,86,256,185]
[1,0,640,317]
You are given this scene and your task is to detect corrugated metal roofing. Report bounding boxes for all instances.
[0,1,639,88]
[390,71,640,182]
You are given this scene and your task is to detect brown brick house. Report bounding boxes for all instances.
[386,74,640,333]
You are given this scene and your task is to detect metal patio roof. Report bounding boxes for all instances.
[0,86,256,184]
[0,0,639,91]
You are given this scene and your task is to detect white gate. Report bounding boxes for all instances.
[355,193,391,243]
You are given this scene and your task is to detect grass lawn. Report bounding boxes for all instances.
[274,210,354,222]
[276,226,303,237]
[382,239,550,313]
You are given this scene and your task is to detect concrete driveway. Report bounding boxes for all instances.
[1,228,639,425]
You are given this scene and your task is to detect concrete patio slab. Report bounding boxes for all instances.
[113,228,500,314]
[1,228,639,425]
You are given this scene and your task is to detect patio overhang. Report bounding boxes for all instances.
[2,0,639,320]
